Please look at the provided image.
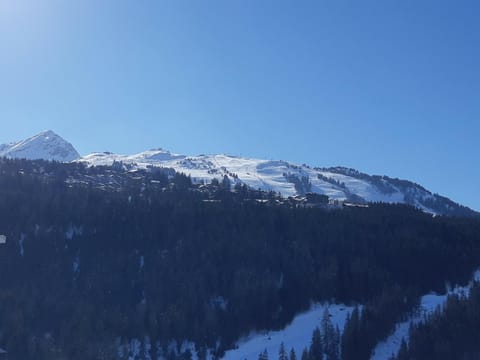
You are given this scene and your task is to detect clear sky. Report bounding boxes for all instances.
[0,0,479,210]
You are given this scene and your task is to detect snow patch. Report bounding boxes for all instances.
[371,269,480,360]
[221,303,354,360]
[19,233,25,257]
[210,296,228,311]
[73,253,80,274]
[65,224,83,240]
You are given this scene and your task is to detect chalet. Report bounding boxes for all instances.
[305,192,329,205]
[328,199,344,207]
[343,202,369,208]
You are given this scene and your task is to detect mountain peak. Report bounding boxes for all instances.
[0,130,80,162]
[38,129,57,137]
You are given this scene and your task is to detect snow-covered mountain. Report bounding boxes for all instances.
[1,131,476,216]
[0,130,80,162]
[79,149,476,217]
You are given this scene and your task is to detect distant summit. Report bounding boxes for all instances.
[0,130,80,162]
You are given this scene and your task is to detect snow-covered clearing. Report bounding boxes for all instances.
[221,303,354,360]
[370,270,480,360]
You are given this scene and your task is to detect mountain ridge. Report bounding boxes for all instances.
[0,130,476,216]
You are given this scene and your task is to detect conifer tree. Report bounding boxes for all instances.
[289,347,297,360]
[396,339,408,360]
[258,349,269,360]
[322,308,336,360]
[279,342,288,360]
[341,308,360,360]
[323,319,341,360]
[221,175,231,190]
[309,327,323,360]
[301,347,309,360]
[331,325,341,360]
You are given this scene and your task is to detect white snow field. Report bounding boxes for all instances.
[370,270,480,360]
[79,149,453,214]
[80,150,398,202]
[221,303,354,360]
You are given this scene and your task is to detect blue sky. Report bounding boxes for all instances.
[1,0,479,210]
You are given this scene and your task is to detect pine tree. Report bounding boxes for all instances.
[341,308,360,360]
[319,310,341,360]
[259,349,269,360]
[322,308,335,360]
[396,338,408,360]
[331,325,341,360]
[301,347,310,360]
[182,349,193,360]
[279,342,288,360]
[289,348,297,360]
[309,327,323,360]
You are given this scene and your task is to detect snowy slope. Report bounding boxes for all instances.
[80,150,391,201]
[222,303,354,360]
[79,150,476,217]
[0,130,80,162]
[1,131,475,216]
[370,269,480,360]
[115,304,355,360]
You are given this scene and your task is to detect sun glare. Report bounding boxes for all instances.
[0,0,59,56]
[0,0,52,30]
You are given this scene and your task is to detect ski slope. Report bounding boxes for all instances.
[222,303,354,360]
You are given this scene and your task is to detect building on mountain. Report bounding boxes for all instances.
[305,192,329,205]
[343,202,369,208]
[328,199,344,208]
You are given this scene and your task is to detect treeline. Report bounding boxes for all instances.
[340,285,419,360]
[392,282,480,360]
[256,308,341,360]
[0,158,479,359]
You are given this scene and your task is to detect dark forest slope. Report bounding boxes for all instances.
[0,158,479,360]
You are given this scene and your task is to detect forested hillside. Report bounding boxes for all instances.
[393,282,480,360]
[0,158,479,360]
